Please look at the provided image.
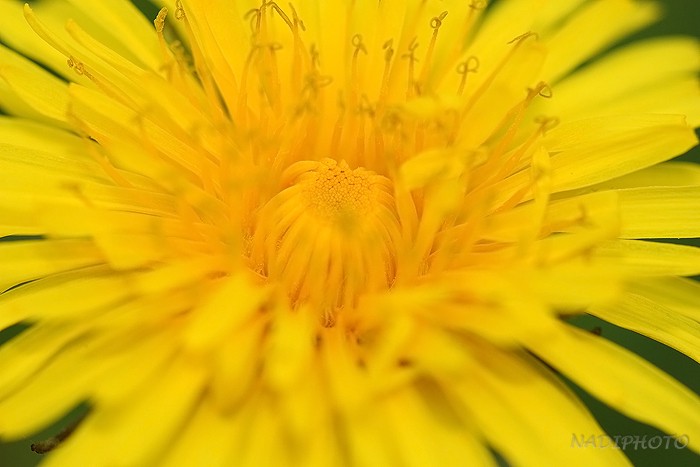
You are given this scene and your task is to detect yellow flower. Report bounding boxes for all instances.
[0,0,699,465]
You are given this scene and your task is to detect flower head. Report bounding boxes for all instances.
[0,0,699,466]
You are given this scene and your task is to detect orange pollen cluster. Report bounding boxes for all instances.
[300,159,378,225]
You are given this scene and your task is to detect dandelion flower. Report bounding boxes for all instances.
[0,0,699,465]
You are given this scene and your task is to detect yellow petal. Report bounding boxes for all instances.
[0,0,73,77]
[0,322,87,400]
[0,116,93,165]
[546,115,698,191]
[0,239,105,291]
[270,366,329,451]
[380,386,497,467]
[528,224,619,266]
[231,395,289,467]
[0,42,68,122]
[90,334,177,406]
[513,263,622,311]
[342,401,400,467]
[208,320,267,413]
[67,83,220,189]
[585,161,700,190]
[499,183,700,243]
[24,4,205,141]
[629,277,700,322]
[0,268,131,329]
[590,293,700,362]
[533,0,588,35]
[526,324,700,452]
[593,240,700,276]
[0,145,110,191]
[0,187,179,237]
[618,186,700,238]
[585,77,700,126]
[36,205,197,240]
[16,0,157,73]
[180,0,250,111]
[493,114,698,206]
[133,255,227,295]
[182,273,269,352]
[484,189,620,242]
[0,328,168,439]
[542,0,660,83]
[457,39,546,148]
[0,119,180,218]
[263,304,316,390]
[320,327,374,412]
[368,275,557,347]
[450,346,630,467]
[0,195,46,235]
[466,0,542,74]
[64,20,211,141]
[158,399,242,467]
[43,357,206,467]
[63,0,162,69]
[399,148,467,190]
[543,37,699,118]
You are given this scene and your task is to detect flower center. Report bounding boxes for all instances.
[252,159,400,318]
[300,159,378,227]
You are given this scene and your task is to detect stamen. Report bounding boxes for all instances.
[154,7,167,33]
[253,159,399,311]
[537,83,553,99]
[236,47,256,126]
[434,0,485,73]
[534,115,560,135]
[402,38,419,98]
[351,34,368,105]
[286,3,306,92]
[268,2,294,30]
[245,7,262,34]
[153,8,176,79]
[330,92,346,158]
[85,142,134,189]
[295,72,333,116]
[153,9,183,84]
[262,1,309,94]
[352,34,368,57]
[384,40,395,62]
[175,0,186,20]
[67,56,93,79]
[430,12,449,31]
[247,2,291,112]
[288,3,306,32]
[521,146,552,250]
[464,31,540,115]
[419,11,448,85]
[310,43,320,69]
[492,81,551,159]
[167,2,226,121]
[472,82,555,190]
[378,39,395,106]
[456,56,479,95]
[508,31,539,45]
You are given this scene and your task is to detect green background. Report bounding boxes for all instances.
[0,0,699,466]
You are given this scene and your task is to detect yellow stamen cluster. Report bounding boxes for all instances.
[252,158,399,316]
